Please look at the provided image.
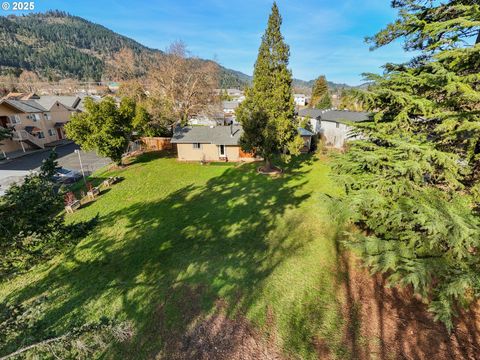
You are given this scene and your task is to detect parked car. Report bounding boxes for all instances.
[53,167,82,184]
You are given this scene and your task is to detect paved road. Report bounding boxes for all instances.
[0,143,110,194]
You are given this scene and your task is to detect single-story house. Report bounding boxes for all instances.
[171,125,257,162]
[298,109,370,148]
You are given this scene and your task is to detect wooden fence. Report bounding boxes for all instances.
[141,137,173,151]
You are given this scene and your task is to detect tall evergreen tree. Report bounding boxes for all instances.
[335,0,480,329]
[236,2,303,171]
[310,75,332,109]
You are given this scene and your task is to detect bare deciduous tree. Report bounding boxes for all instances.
[105,47,142,81]
[147,41,219,125]
[18,71,41,93]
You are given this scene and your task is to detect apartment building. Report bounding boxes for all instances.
[0,93,81,156]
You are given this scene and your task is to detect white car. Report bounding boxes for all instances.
[53,168,82,184]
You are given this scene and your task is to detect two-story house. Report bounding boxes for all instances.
[298,108,370,148]
[0,93,81,156]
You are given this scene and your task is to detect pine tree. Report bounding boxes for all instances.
[310,75,332,109]
[236,2,303,171]
[335,0,480,329]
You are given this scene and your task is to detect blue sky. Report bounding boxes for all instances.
[13,0,412,85]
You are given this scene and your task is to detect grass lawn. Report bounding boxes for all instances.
[0,152,351,359]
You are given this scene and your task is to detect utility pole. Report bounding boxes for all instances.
[74,149,87,187]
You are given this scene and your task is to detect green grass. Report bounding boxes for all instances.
[0,152,351,359]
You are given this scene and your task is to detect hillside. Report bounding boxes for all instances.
[0,11,156,81]
[0,11,247,87]
[0,11,354,90]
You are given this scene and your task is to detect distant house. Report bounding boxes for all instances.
[107,82,120,92]
[294,94,307,106]
[298,108,370,148]
[298,127,314,153]
[171,125,257,162]
[222,100,239,115]
[188,116,224,127]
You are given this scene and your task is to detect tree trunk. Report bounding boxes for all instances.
[264,157,273,172]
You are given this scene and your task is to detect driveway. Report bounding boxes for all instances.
[0,143,110,194]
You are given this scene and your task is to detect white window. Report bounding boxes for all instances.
[44,113,51,120]
[219,144,226,157]
[48,129,55,136]
[193,143,201,149]
[9,115,20,124]
[33,114,41,122]
[38,131,45,139]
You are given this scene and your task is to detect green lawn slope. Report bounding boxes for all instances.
[0,152,350,359]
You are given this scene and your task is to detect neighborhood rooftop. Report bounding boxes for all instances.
[222,101,240,110]
[298,127,315,136]
[298,108,370,123]
[2,99,47,113]
[171,125,243,146]
[34,96,81,111]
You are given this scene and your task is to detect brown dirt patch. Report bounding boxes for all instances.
[335,252,480,360]
[124,284,285,360]
[257,166,283,176]
[174,305,284,360]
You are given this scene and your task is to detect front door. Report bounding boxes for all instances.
[219,144,226,157]
[56,128,63,140]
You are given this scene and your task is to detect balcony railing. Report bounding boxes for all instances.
[12,129,45,149]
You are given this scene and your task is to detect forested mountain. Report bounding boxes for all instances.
[0,11,248,87]
[0,11,155,81]
[0,11,353,89]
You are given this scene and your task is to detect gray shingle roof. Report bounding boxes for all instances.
[298,109,371,123]
[222,101,239,110]
[34,96,80,110]
[171,125,243,146]
[2,99,47,113]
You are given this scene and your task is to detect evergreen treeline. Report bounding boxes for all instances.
[335,0,480,329]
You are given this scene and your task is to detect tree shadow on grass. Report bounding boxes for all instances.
[1,158,313,358]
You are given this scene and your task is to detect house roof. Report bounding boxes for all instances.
[34,96,80,110]
[298,127,314,136]
[2,99,47,113]
[1,95,81,113]
[171,125,243,146]
[298,109,370,123]
[75,95,102,112]
[3,92,39,100]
